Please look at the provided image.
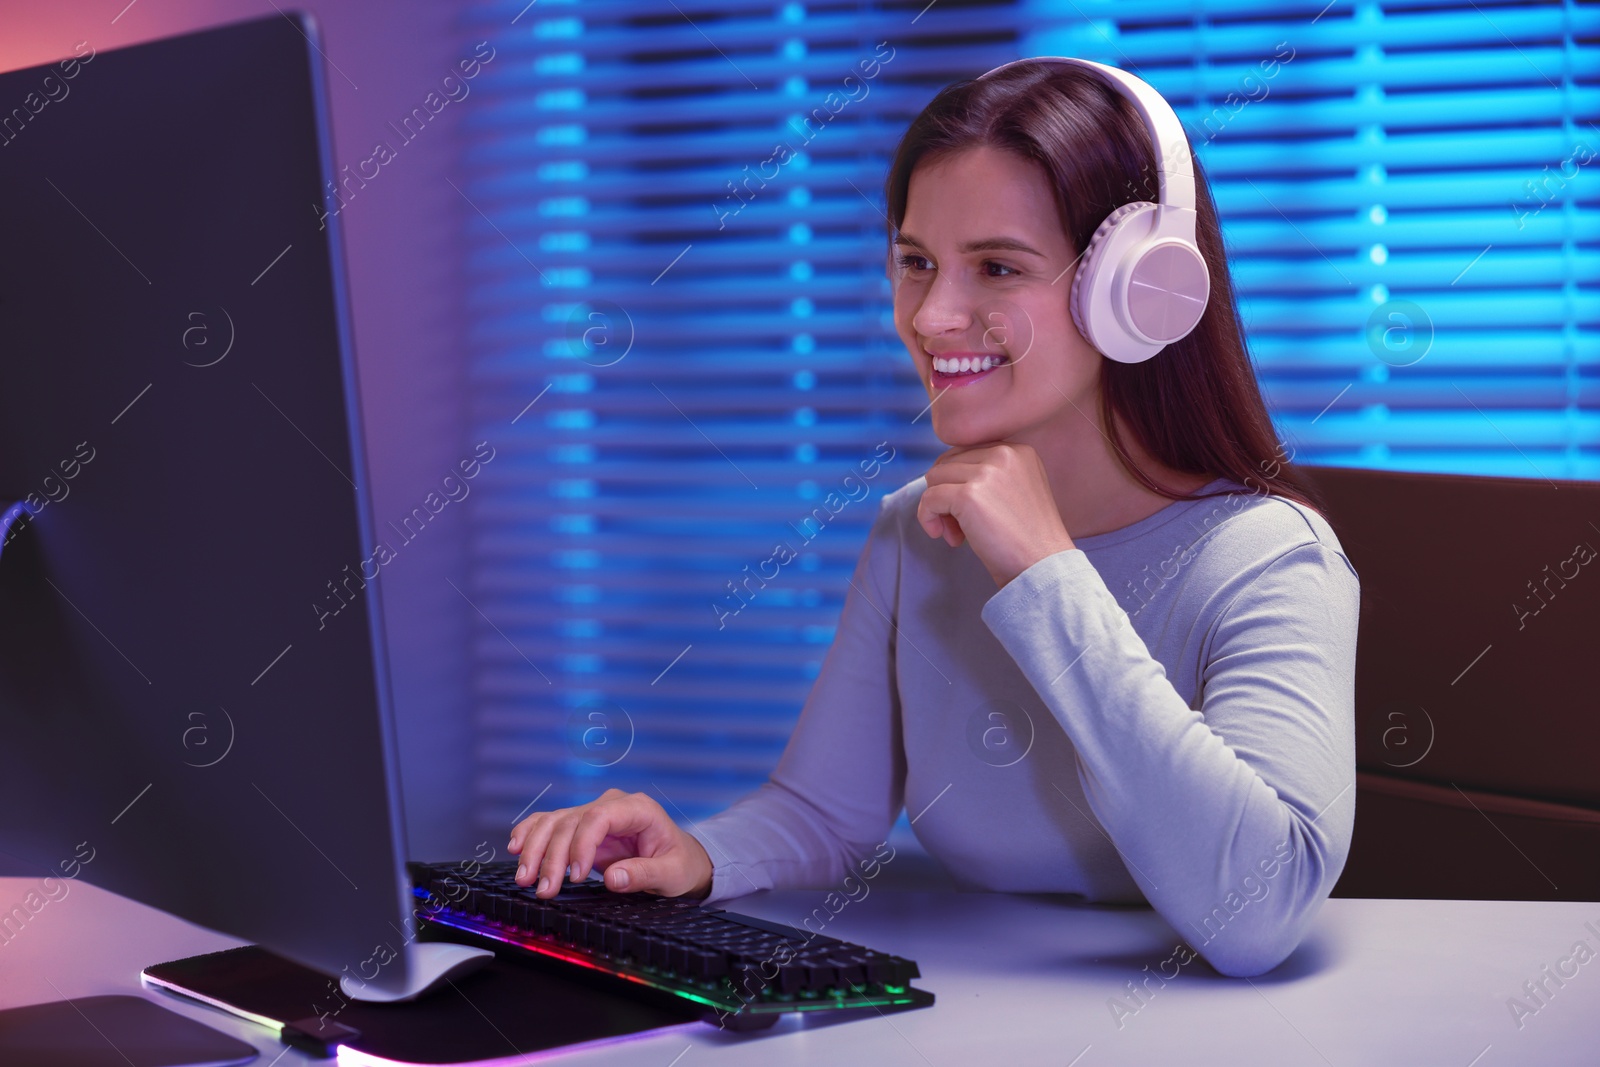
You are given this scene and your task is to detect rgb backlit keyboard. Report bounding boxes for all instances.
[409,859,934,1029]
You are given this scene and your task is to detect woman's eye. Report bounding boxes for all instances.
[893,254,1019,278]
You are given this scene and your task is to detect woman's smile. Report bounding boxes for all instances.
[928,349,1012,387]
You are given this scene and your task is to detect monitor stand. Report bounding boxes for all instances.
[338,942,495,1003]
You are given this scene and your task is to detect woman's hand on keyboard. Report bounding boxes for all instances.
[507,787,714,901]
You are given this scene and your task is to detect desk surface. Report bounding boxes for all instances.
[3,876,1596,1065]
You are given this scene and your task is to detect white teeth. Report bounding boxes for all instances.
[932,355,1008,375]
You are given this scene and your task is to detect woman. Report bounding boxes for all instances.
[506,59,1359,979]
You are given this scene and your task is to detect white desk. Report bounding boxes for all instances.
[3,876,1596,1065]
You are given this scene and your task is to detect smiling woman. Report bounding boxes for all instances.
[505,58,1360,982]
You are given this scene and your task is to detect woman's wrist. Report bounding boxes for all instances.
[682,831,714,899]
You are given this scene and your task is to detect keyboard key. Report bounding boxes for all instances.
[595,922,625,955]
[485,893,514,923]
[729,961,766,999]
[862,953,897,986]
[829,957,865,990]
[635,934,666,969]
[664,941,691,974]
[804,960,837,990]
[428,878,464,911]
[777,962,808,995]
[685,949,726,981]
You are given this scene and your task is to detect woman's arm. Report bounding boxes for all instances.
[687,495,908,906]
[981,538,1359,977]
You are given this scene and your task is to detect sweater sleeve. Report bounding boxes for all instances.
[980,540,1359,977]
[685,498,907,906]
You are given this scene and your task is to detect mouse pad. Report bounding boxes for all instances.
[0,995,258,1067]
[144,945,706,1065]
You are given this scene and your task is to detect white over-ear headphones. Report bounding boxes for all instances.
[976,57,1211,363]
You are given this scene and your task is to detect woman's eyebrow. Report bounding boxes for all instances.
[893,232,1047,258]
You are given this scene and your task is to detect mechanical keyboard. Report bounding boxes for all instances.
[409,859,934,1029]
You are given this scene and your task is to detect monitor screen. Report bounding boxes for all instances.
[0,12,424,997]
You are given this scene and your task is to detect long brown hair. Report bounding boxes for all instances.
[882,59,1327,515]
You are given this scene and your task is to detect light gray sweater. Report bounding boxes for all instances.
[687,473,1360,977]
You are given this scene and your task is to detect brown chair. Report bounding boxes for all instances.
[1296,465,1600,901]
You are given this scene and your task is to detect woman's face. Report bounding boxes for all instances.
[890,145,1103,449]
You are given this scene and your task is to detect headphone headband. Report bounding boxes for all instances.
[975,57,1196,213]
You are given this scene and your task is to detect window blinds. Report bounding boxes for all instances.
[457,0,1595,834]
[1026,0,1599,475]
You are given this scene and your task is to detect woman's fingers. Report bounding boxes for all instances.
[568,793,664,885]
[507,812,544,856]
[916,482,968,544]
[535,817,579,898]
[502,788,708,900]
[513,814,559,889]
[941,515,964,547]
[516,825,576,895]
[589,838,633,872]
[507,788,623,862]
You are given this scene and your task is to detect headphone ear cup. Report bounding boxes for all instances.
[1069,201,1153,352]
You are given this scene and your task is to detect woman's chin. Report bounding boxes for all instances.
[931,420,1009,449]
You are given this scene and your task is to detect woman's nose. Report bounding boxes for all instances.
[909,272,975,336]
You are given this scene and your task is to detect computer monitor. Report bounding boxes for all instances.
[0,12,477,1000]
